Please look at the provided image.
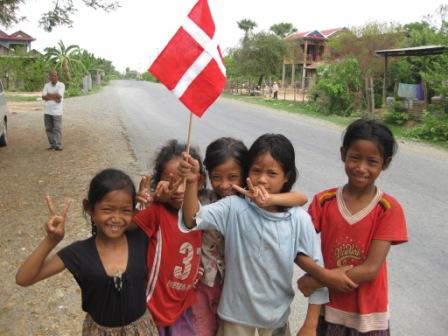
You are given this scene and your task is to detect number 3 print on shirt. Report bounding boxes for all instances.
[173,242,193,280]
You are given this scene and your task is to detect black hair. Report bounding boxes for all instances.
[204,137,248,176]
[342,118,397,164]
[151,139,205,191]
[247,134,297,193]
[85,168,136,236]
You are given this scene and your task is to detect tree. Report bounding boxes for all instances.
[237,19,257,40]
[311,58,362,115]
[0,0,119,32]
[231,31,287,85]
[44,40,87,82]
[328,22,405,78]
[270,22,297,38]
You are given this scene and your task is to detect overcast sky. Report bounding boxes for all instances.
[2,0,446,72]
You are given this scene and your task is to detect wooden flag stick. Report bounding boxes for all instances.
[182,112,194,188]
[186,112,193,155]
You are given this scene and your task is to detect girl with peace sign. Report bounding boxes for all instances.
[16,168,158,335]
[132,139,206,336]
[191,137,309,336]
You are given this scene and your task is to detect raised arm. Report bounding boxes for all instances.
[178,153,200,228]
[16,197,71,286]
[270,190,307,207]
[136,175,153,210]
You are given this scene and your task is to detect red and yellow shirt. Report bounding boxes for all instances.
[309,187,408,332]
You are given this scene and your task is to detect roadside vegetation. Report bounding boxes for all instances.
[225,5,448,146]
[0,39,121,98]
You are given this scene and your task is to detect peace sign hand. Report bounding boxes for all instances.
[136,175,153,210]
[232,178,272,207]
[45,196,72,243]
[153,174,183,203]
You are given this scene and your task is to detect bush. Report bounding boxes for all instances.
[310,58,361,116]
[384,111,410,125]
[141,72,158,82]
[406,112,448,142]
[65,80,83,97]
[0,57,50,92]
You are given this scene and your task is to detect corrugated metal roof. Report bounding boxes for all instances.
[375,45,448,57]
[286,27,343,41]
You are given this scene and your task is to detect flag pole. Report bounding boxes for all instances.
[186,112,193,155]
[182,112,194,188]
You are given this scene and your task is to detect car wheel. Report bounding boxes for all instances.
[0,118,7,147]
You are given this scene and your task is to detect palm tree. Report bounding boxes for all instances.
[270,22,298,38]
[237,19,257,40]
[44,40,87,82]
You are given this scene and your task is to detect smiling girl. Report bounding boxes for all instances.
[16,168,158,335]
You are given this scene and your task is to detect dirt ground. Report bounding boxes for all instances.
[0,91,140,335]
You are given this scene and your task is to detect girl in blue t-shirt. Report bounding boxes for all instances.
[16,168,158,335]
[179,134,356,336]
[192,137,308,336]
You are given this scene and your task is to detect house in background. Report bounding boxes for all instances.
[0,30,35,55]
[283,28,345,89]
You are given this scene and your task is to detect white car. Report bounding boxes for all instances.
[0,80,8,147]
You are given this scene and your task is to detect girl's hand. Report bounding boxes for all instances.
[297,324,316,336]
[324,265,358,292]
[193,266,205,287]
[153,175,183,203]
[297,274,322,297]
[232,178,272,207]
[136,175,153,209]
[45,196,72,243]
[178,152,201,184]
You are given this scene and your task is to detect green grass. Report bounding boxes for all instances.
[88,84,103,95]
[222,92,448,150]
[222,92,358,126]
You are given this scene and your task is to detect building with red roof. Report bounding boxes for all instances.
[282,28,346,89]
[0,30,35,55]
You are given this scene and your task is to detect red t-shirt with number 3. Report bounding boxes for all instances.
[133,202,202,326]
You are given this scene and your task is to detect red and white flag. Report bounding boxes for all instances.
[149,0,226,117]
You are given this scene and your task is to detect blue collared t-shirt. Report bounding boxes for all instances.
[180,195,328,329]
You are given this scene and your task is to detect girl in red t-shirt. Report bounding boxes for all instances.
[299,119,408,336]
[132,139,206,336]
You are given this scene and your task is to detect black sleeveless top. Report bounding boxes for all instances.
[57,228,148,327]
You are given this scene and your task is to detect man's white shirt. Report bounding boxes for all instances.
[43,81,65,116]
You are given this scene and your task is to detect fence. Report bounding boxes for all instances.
[225,78,315,103]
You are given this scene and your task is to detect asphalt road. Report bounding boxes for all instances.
[111,80,448,335]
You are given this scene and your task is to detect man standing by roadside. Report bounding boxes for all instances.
[42,70,65,151]
[272,81,279,99]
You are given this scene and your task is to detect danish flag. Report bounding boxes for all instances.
[149,0,226,117]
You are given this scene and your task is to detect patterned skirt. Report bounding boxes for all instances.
[317,316,390,336]
[82,310,159,336]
